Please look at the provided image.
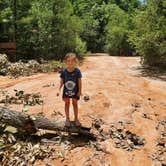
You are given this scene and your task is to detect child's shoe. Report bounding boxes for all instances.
[65,118,70,127]
[74,119,81,127]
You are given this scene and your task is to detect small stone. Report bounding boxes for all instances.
[83,95,90,102]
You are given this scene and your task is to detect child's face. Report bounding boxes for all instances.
[65,57,76,68]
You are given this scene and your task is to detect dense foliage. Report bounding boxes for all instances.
[0,0,166,66]
[129,0,166,66]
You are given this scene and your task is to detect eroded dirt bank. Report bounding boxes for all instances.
[0,54,165,166]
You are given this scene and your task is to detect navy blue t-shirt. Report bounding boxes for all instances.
[60,68,82,98]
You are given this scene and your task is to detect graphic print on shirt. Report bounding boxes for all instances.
[65,80,76,96]
[60,68,82,98]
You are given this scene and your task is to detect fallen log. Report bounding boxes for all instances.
[0,106,95,138]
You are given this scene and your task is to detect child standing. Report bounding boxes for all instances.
[57,53,82,127]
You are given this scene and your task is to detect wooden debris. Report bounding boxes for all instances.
[0,106,95,138]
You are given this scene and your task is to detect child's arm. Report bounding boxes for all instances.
[77,78,82,97]
[57,78,63,96]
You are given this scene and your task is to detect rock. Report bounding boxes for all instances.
[83,95,90,102]
[92,119,104,130]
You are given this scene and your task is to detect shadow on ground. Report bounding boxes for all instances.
[134,66,166,81]
[28,132,95,147]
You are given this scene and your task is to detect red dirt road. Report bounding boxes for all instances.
[0,54,166,166]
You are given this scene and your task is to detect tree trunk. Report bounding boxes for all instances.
[0,106,95,138]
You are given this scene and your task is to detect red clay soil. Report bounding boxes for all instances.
[0,54,166,166]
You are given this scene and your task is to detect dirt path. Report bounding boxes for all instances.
[0,54,166,166]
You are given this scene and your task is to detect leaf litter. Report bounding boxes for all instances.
[0,117,147,165]
[0,53,63,78]
[0,89,43,106]
[149,120,166,165]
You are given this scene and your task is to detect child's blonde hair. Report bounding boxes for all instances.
[64,53,78,62]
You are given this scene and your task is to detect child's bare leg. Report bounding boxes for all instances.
[65,101,70,119]
[72,98,78,120]
[64,99,70,127]
[72,98,81,126]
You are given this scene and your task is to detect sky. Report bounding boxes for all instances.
[139,0,145,2]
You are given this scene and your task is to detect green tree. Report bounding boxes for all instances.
[129,0,166,66]
[109,0,141,12]
[104,4,132,55]
[71,0,101,52]
[15,0,86,60]
[71,0,141,53]
[0,0,14,42]
[11,0,35,59]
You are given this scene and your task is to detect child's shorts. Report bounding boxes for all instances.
[63,96,80,102]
